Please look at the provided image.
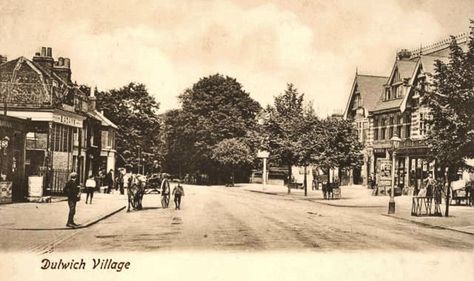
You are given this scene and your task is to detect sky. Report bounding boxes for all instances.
[0,0,473,116]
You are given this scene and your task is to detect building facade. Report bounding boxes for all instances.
[344,32,470,192]
[0,47,117,198]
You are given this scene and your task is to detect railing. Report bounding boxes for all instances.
[411,196,442,216]
[38,167,70,196]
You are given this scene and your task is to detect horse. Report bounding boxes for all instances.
[127,174,146,212]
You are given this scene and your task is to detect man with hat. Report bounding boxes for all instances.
[63,172,80,227]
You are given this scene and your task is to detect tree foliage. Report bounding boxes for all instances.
[422,26,474,170]
[171,74,261,182]
[95,83,162,166]
[310,118,363,175]
[263,83,305,183]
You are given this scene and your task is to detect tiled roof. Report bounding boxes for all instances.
[395,59,418,81]
[419,55,449,75]
[86,110,118,129]
[373,98,403,112]
[356,75,388,112]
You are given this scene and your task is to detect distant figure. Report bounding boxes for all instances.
[63,172,80,227]
[424,174,436,198]
[312,178,318,190]
[85,174,97,204]
[160,175,171,208]
[105,169,114,194]
[172,181,185,210]
[116,168,125,195]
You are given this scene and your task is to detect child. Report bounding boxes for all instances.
[172,181,185,210]
[85,174,97,204]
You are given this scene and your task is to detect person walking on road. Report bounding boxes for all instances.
[172,181,185,210]
[160,175,171,208]
[63,172,80,228]
[85,174,96,204]
[116,168,125,195]
[105,169,114,194]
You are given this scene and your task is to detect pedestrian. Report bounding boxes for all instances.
[116,168,125,195]
[424,174,436,198]
[160,174,171,208]
[63,172,80,228]
[105,169,114,194]
[85,174,96,204]
[312,178,318,190]
[172,181,185,210]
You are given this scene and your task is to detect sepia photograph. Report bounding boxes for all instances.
[0,0,473,280]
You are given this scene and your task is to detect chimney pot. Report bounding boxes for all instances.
[47,47,52,57]
[64,58,70,68]
[41,47,47,57]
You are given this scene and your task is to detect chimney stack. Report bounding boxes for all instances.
[33,46,54,73]
[397,49,412,61]
[0,55,7,64]
[53,56,72,83]
[89,86,96,111]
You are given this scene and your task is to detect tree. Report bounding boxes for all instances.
[264,83,305,193]
[422,25,474,216]
[211,138,254,186]
[295,107,321,196]
[95,83,162,168]
[310,118,363,188]
[177,74,261,183]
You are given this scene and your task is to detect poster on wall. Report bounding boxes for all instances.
[376,159,392,192]
[28,176,43,197]
[0,181,13,203]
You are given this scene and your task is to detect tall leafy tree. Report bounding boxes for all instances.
[310,118,363,186]
[264,83,305,193]
[95,83,162,167]
[177,74,261,183]
[422,25,474,216]
[211,138,254,186]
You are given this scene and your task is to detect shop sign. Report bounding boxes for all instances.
[53,114,82,128]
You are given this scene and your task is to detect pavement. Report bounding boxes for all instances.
[241,183,474,235]
[0,190,126,230]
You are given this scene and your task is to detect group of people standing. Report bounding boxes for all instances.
[63,168,186,228]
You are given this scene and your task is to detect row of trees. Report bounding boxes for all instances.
[422,23,474,216]
[92,74,363,188]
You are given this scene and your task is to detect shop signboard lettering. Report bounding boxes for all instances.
[52,114,82,128]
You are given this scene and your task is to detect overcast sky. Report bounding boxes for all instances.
[0,0,472,116]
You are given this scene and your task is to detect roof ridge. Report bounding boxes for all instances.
[357,74,389,78]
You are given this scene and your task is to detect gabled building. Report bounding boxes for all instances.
[0,47,117,198]
[344,32,470,192]
[369,33,468,194]
[343,73,388,185]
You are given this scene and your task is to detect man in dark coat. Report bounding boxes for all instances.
[105,169,114,194]
[63,172,80,228]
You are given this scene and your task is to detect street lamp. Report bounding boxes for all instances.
[388,135,401,214]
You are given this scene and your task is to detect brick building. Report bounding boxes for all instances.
[0,47,117,198]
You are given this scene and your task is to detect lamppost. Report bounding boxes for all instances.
[388,135,401,214]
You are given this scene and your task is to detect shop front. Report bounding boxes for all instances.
[0,115,28,203]
[395,140,435,195]
[9,109,85,196]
